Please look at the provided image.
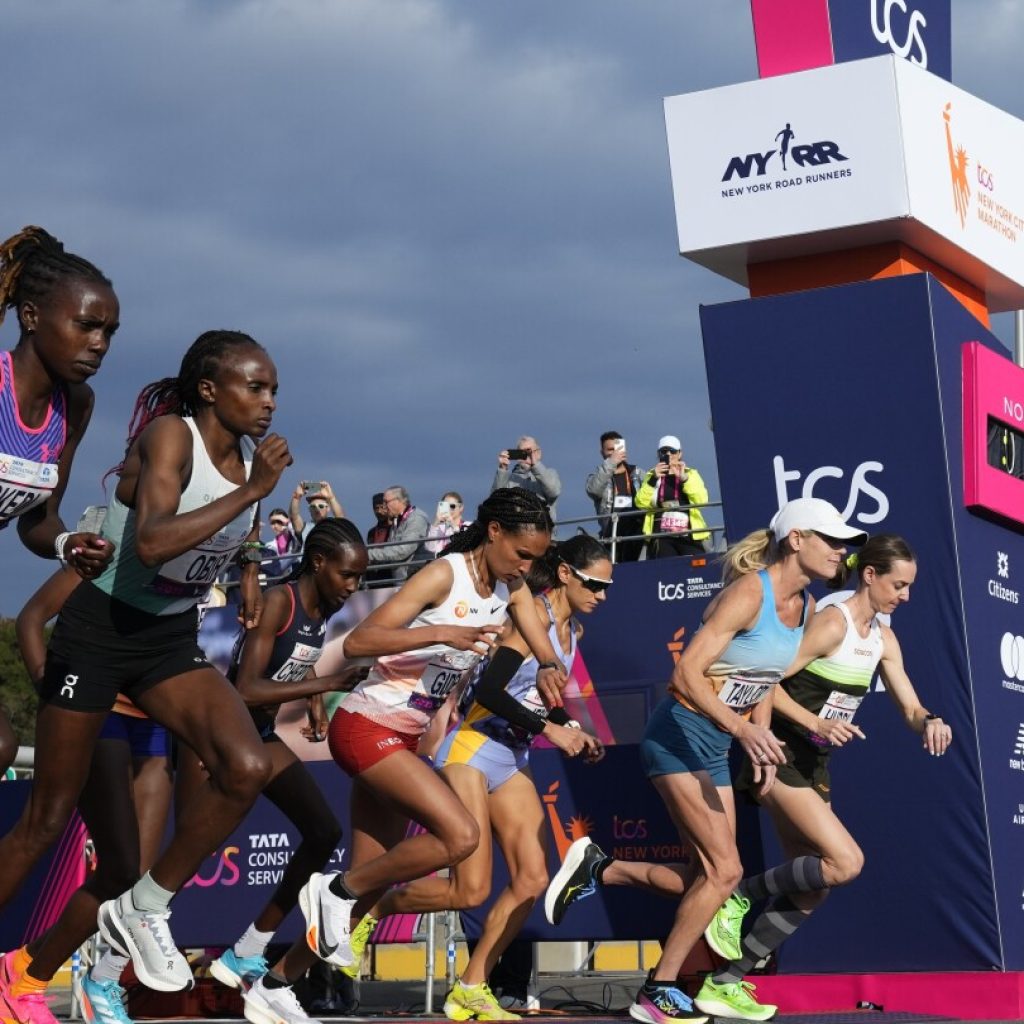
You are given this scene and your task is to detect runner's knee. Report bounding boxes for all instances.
[443,817,481,866]
[209,745,273,801]
[824,843,863,886]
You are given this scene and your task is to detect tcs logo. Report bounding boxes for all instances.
[870,0,928,68]
[773,455,888,526]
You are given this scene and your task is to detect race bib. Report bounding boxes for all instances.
[660,509,690,534]
[717,672,778,713]
[809,690,864,747]
[409,651,481,713]
[272,643,323,683]
[613,494,633,509]
[0,454,58,525]
[150,531,247,600]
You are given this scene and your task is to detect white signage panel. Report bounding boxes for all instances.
[665,55,1024,310]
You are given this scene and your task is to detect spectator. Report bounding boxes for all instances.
[366,485,431,581]
[264,506,302,577]
[586,431,644,562]
[493,435,561,520]
[425,491,469,554]
[290,480,345,541]
[364,492,391,585]
[635,435,711,558]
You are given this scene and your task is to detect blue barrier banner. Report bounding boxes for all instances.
[701,274,1000,971]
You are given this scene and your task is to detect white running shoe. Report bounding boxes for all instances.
[244,978,323,1024]
[298,872,356,968]
[98,892,194,992]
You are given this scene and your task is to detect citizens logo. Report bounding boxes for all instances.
[1000,633,1024,694]
[989,551,1018,605]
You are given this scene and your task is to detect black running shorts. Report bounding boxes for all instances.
[40,582,211,712]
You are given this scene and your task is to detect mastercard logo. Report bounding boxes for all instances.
[454,601,469,619]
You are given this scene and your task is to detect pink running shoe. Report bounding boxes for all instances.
[0,957,58,1024]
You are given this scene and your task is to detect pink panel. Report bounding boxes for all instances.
[749,0,835,78]
[963,341,1024,528]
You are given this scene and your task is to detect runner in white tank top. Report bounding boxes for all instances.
[0,331,292,1003]
[293,489,571,983]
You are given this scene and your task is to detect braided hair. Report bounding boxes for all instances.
[527,532,608,593]
[108,330,265,480]
[290,518,366,580]
[0,226,110,329]
[445,488,553,554]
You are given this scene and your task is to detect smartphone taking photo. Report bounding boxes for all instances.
[508,448,529,460]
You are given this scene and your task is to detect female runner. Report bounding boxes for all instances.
[426,534,609,1022]
[544,498,865,1024]
[199,518,370,1024]
[693,534,952,1020]
[287,490,568,981]
[0,331,291,1003]
[0,225,119,775]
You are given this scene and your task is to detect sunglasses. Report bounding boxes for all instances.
[566,564,613,593]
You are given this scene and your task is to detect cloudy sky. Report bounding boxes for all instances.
[0,0,1021,615]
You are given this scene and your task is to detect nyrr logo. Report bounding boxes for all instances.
[722,123,848,182]
[870,0,928,67]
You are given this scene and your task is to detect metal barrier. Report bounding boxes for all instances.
[236,500,725,592]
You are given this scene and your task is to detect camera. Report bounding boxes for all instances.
[507,448,529,460]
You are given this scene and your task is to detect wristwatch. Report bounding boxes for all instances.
[237,546,264,566]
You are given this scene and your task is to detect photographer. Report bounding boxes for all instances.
[586,430,644,562]
[635,435,711,558]
[426,491,469,554]
[289,479,345,541]
[492,435,561,520]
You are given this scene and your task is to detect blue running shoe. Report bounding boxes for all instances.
[80,975,133,1024]
[209,949,269,992]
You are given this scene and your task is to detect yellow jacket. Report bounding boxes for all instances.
[634,466,711,542]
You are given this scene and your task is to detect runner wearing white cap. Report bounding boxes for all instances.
[544,498,865,1024]
[635,435,711,558]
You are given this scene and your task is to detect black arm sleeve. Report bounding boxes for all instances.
[546,706,571,726]
[472,645,548,736]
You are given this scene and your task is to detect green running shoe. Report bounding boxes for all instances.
[340,914,378,979]
[694,977,777,1021]
[703,891,749,961]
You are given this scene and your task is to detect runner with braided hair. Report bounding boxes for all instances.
[0,226,119,778]
[0,330,292,1006]
[292,488,569,980]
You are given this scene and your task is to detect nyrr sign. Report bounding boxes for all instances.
[750,0,951,82]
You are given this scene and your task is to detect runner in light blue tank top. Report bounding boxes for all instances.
[545,499,867,1024]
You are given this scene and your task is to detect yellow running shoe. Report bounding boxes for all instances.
[340,914,378,979]
[443,980,521,1022]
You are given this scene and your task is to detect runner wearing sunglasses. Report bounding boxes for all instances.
[390,533,609,1022]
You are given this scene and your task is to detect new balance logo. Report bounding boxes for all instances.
[1014,724,1024,757]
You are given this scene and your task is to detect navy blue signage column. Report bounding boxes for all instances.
[701,273,1018,972]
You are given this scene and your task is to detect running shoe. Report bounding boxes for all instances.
[209,950,269,991]
[629,976,707,1024]
[340,914,377,979]
[98,893,194,993]
[0,959,58,1024]
[703,891,750,962]
[694,977,777,1021]
[443,980,520,1022]
[298,872,356,968]
[243,978,323,1024]
[543,836,607,925]
[80,975,134,1024]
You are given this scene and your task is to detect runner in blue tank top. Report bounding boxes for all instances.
[0,332,293,1009]
[0,226,118,783]
[545,498,865,1024]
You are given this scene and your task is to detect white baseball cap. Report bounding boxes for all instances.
[658,435,682,451]
[769,497,867,545]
